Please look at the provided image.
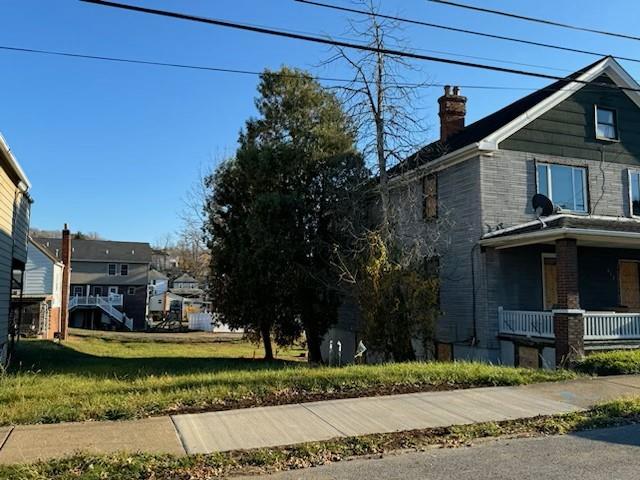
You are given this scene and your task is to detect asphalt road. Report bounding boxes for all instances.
[252,424,640,480]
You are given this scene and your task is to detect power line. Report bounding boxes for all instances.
[79,0,640,95]
[295,0,640,66]
[0,44,565,92]
[1,43,585,94]
[428,0,640,43]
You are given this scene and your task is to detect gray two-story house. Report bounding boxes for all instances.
[38,238,152,331]
[332,56,640,368]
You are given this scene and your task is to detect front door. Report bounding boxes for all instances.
[619,261,640,310]
[542,255,557,310]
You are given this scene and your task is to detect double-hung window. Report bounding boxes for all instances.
[108,263,117,276]
[536,163,587,213]
[120,264,129,276]
[629,170,640,217]
[595,106,618,141]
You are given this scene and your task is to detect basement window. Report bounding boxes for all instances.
[595,106,618,141]
[536,163,587,213]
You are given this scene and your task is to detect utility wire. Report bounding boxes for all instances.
[295,0,640,65]
[0,44,567,91]
[428,0,640,43]
[79,0,640,95]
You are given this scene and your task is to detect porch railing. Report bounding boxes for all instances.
[498,307,554,338]
[584,312,640,340]
[498,308,640,341]
[70,294,123,307]
[68,294,132,330]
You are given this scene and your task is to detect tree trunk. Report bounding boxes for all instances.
[374,25,390,239]
[305,324,324,364]
[260,322,274,361]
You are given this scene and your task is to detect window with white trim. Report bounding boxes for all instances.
[536,163,587,213]
[629,170,640,217]
[108,263,116,276]
[595,106,618,141]
[72,286,83,297]
[127,286,136,295]
[120,264,129,276]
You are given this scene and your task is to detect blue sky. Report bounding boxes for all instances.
[3,0,640,244]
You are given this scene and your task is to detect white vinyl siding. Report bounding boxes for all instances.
[51,263,63,308]
[24,242,54,296]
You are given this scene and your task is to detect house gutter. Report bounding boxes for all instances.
[479,227,640,249]
[388,142,494,189]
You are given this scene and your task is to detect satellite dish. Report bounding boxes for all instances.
[532,193,554,217]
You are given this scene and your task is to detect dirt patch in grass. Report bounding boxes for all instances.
[4,397,640,480]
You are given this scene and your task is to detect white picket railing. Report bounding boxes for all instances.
[499,308,640,341]
[584,312,640,340]
[69,294,131,330]
[70,294,123,307]
[498,307,555,338]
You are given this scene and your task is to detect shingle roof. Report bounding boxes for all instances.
[36,238,152,263]
[391,57,609,175]
[483,215,640,240]
[29,237,63,264]
[149,269,168,280]
[174,273,197,283]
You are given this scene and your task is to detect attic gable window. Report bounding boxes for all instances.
[595,106,618,141]
[536,163,587,213]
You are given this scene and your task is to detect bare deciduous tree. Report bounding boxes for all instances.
[324,1,459,361]
[324,0,431,234]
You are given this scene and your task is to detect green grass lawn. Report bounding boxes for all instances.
[0,333,577,426]
[575,349,640,375]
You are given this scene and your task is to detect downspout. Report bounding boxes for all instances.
[469,242,480,346]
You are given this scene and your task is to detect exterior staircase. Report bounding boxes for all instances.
[69,294,133,331]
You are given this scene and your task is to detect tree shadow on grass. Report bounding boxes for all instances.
[9,340,303,379]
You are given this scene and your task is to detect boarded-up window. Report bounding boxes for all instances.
[425,255,440,309]
[619,260,640,310]
[423,174,437,220]
[518,345,540,369]
[425,255,440,279]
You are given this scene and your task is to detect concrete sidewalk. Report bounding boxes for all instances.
[2,375,640,464]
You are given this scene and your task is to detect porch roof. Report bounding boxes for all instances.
[479,214,640,249]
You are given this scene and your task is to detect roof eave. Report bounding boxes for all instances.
[480,227,640,249]
[389,142,494,187]
[0,133,31,192]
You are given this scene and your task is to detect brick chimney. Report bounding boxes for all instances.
[59,224,72,340]
[438,85,467,142]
